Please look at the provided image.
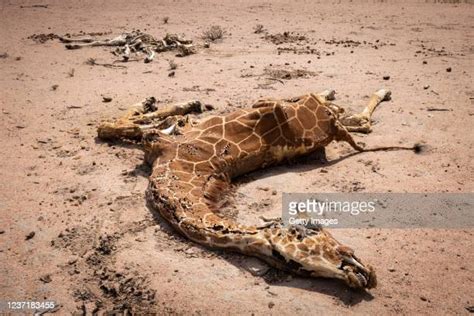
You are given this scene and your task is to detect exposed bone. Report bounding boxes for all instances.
[160,124,177,135]
[123,44,131,61]
[144,50,155,63]
[175,43,196,57]
[62,34,128,49]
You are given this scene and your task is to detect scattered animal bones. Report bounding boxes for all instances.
[98,97,205,140]
[59,30,195,62]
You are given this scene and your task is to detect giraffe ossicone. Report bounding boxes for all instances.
[98,89,417,289]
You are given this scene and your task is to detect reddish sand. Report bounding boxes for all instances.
[1,0,473,314]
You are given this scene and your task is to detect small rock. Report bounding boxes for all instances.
[423,85,430,90]
[268,302,275,309]
[422,61,427,64]
[204,104,215,111]
[203,42,210,48]
[446,67,452,72]
[40,274,52,283]
[68,258,78,265]
[388,267,396,272]
[271,190,277,195]
[168,71,175,77]
[102,97,112,103]
[465,306,474,313]
[25,231,35,240]
[383,75,390,80]
[0,229,4,234]
[246,258,270,276]
[420,296,428,302]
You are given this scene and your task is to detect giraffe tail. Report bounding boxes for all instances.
[360,143,424,153]
[335,123,424,154]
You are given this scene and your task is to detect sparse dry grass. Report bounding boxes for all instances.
[253,24,265,34]
[85,58,97,66]
[201,25,224,42]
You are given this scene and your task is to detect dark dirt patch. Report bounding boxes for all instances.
[28,33,61,43]
[276,46,321,55]
[263,268,292,284]
[51,225,98,256]
[263,31,307,45]
[322,38,395,49]
[263,66,317,80]
[50,218,160,313]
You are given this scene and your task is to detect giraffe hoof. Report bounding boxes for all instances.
[319,89,336,101]
[375,89,392,101]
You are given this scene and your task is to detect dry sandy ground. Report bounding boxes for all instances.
[1,0,473,315]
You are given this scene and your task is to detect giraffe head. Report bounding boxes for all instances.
[268,226,377,289]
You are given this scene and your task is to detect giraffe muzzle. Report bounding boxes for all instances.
[341,255,377,289]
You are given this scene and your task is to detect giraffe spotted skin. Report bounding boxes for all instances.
[143,93,378,289]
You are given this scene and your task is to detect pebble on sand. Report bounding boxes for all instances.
[25,231,35,240]
[40,274,52,283]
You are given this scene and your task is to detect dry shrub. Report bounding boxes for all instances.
[202,25,224,42]
[254,24,265,34]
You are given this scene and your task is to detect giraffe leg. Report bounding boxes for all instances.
[315,90,348,116]
[339,89,391,133]
[97,99,202,141]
